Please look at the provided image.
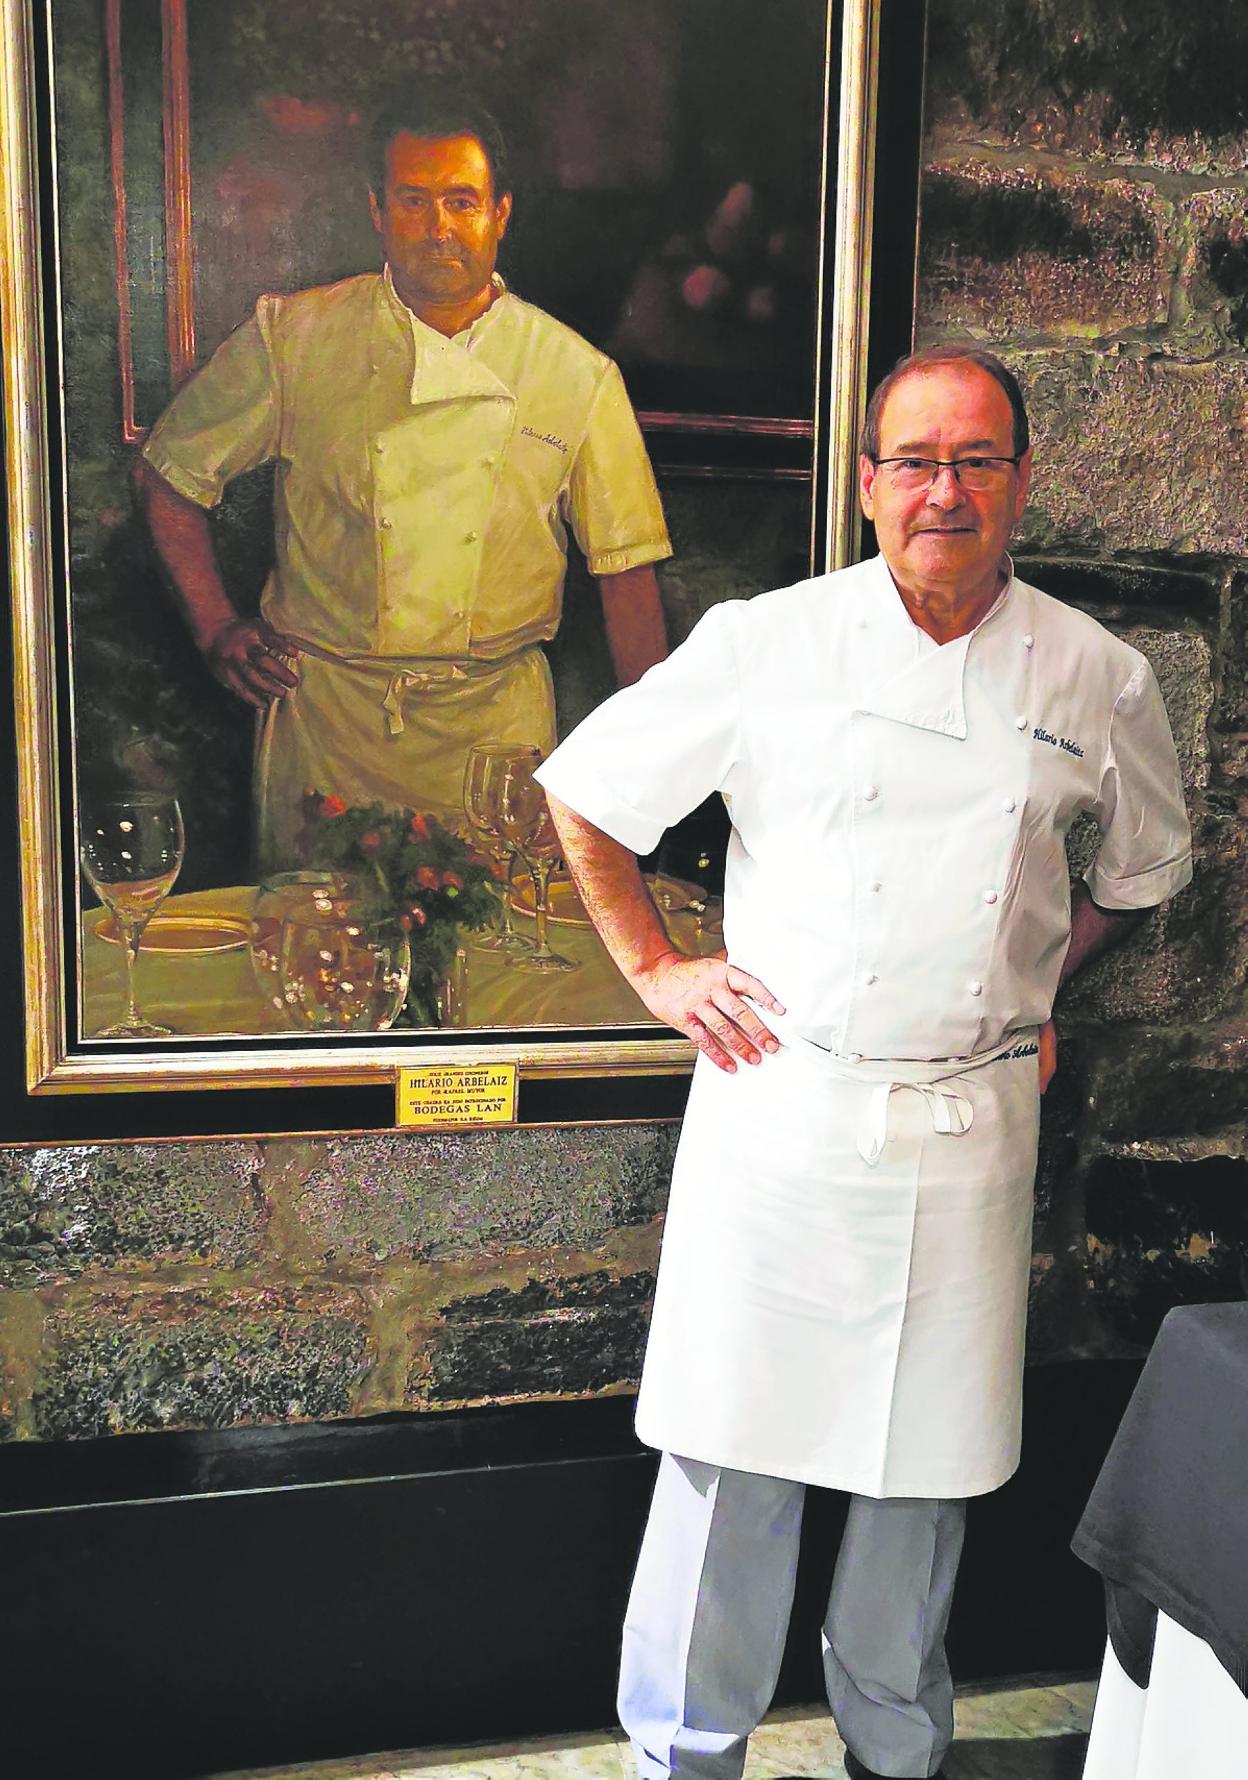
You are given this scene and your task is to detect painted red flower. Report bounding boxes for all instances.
[408,813,431,841]
[407,903,429,927]
[442,870,463,890]
[318,794,347,819]
[359,830,382,854]
[414,865,441,890]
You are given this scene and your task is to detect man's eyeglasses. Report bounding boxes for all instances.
[871,455,1023,492]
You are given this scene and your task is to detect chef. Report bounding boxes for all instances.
[536,345,1192,1780]
[138,85,670,870]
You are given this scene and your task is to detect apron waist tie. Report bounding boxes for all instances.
[274,637,537,737]
[381,665,468,735]
[778,1026,1038,1167]
[858,1079,974,1167]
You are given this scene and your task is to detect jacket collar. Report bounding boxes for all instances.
[851,554,1017,738]
[374,270,515,407]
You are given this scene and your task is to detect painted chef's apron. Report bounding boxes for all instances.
[254,641,554,871]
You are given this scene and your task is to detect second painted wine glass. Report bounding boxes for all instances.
[463,744,536,955]
[492,753,578,974]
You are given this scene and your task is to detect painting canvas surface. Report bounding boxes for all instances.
[51,0,835,1046]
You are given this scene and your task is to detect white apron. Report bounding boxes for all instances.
[634,1025,1041,1500]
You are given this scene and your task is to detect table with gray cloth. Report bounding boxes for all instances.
[1071,1302,1248,1695]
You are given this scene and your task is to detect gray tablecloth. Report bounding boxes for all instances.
[1071,1302,1248,1694]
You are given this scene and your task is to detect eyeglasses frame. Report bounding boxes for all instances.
[870,453,1025,489]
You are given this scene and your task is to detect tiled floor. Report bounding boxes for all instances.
[213,1678,1097,1780]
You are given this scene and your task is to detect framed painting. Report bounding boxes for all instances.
[1,0,925,1113]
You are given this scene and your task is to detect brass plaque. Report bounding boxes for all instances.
[396,1062,519,1128]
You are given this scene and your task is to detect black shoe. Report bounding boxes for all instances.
[843,1752,947,1780]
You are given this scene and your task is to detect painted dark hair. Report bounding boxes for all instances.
[861,345,1030,459]
[369,82,510,200]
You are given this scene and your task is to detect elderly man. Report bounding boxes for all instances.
[138,85,670,870]
[536,346,1192,1780]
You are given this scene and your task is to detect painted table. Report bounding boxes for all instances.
[80,882,722,1040]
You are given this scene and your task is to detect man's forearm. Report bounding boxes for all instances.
[545,790,783,1070]
[1059,880,1150,987]
[137,457,297,705]
[136,457,239,650]
[597,564,668,688]
[545,794,675,986]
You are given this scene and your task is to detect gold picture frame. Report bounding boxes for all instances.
[2,0,915,1102]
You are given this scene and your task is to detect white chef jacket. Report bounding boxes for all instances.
[143,270,671,866]
[536,555,1192,1497]
[537,554,1192,1058]
[143,270,671,660]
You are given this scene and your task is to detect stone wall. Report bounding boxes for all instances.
[920,0,1248,1357]
[0,1126,676,1440]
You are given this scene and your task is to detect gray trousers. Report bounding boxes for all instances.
[619,1454,967,1780]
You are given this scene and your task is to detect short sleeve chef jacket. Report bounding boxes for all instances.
[142,272,671,661]
[537,556,1193,1060]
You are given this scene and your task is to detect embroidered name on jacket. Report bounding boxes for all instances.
[1033,725,1084,759]
[1001,1041,1040,1061]
[521,424,568,453]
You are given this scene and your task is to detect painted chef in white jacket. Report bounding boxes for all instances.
[535,346,1192,1780]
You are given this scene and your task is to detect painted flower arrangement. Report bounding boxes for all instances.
[299,791,500,1025]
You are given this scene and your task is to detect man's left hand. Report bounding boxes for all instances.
[1038,1019,1057,1093]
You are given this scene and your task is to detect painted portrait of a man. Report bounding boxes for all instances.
[137,82,672,872]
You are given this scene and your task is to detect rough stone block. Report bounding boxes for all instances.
[436,1270,654,1323]
[1184,190,1248,353]
[1053,620,1218,1027]
[1081,1018,1248,1148]
[917,163,1168,341]
[1013,556,1219,623]
[29,1285,371,1440]
[1062,807,1248,1024]
[0,1292,43,1442]
[925,0,1248,176]
[1011,351,1248,558]
[415,1270,654,1405]
[1121,625,1213,795]
[0,1142,268,1288]
[1084,1154,1248,1348]
[277,1124,677,1266]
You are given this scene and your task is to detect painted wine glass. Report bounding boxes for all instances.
[80,793,185,1036]
[463,743,535,955]
[491,752,578,973]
